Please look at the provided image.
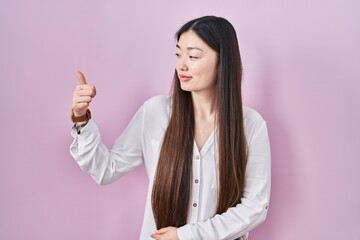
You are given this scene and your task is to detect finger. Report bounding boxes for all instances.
[154,228,168,234]
[150,229,165,238]
[72,102,89,112]
[73,96,92,104]
[74,89,95,97]
[150,233,162,240]
[75,84,95,90]
[76,70,87,85]
[75,85,96,97]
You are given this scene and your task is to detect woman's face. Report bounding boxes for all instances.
[175,30,218,95]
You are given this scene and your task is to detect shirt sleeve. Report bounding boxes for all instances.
[177,119,271,240]
[69,105,145,185]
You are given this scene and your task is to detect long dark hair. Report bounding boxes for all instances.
[151,16,248,229]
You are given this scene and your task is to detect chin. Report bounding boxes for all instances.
[179,83,193,92]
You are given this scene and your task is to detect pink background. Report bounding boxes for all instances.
[1,0,359,239]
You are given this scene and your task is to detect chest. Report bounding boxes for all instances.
[194,120,215,151]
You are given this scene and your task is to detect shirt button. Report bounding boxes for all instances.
[194,179,199,184]
[195,155,200,160]
[193,203,197,207]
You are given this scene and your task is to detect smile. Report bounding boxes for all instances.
[179,74,192,82]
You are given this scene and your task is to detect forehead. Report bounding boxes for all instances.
[177,30,210,50]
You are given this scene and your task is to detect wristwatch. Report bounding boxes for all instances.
[70,109,91,123]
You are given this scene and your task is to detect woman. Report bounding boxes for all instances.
[70,16,271,240]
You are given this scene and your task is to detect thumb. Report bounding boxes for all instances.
[76,70,87,85]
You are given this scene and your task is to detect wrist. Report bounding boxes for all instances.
[70,108,91,123]
[73,110,86,117]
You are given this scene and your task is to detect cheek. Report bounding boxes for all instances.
[175,60,180,70]
[190,59,217,80]
[191,62,205,75]
[199,64,217,81]
[208,62,218,81]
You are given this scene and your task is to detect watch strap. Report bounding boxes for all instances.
[71,109,91,123]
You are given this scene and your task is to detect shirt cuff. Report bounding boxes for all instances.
[70,120,99,158]
[71,119,95,137]
[177,225,195,240]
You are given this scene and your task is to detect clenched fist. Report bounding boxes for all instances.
[72,71,96,117]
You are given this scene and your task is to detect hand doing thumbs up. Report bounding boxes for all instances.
[72,71,96,118]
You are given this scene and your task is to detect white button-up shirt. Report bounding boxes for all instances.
[70,95,271,240]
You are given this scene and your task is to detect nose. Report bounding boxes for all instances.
[177,57,188,71]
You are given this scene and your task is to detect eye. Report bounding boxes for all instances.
[189,56,199,60]
[175,53,181,58]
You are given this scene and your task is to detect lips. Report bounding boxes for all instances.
[179,74,192,82]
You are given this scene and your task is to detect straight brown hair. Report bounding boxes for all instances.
[152,16,248,229]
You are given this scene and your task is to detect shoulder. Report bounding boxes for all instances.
[143,95,170,110]
[141,95,170,128]
[243,106,265,124]
[243,106,268,142]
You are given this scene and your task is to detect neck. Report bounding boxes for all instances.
[191,90,216,120]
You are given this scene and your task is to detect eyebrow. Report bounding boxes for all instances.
[176,44,204,51]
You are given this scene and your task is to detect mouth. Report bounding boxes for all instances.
[179,74,192,82]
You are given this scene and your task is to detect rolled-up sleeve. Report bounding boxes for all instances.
[70,105,145,185]
[177,119,271,240]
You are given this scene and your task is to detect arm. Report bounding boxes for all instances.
[69,71,144,185]
[177,120,271,240]
[70,105,144,185]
